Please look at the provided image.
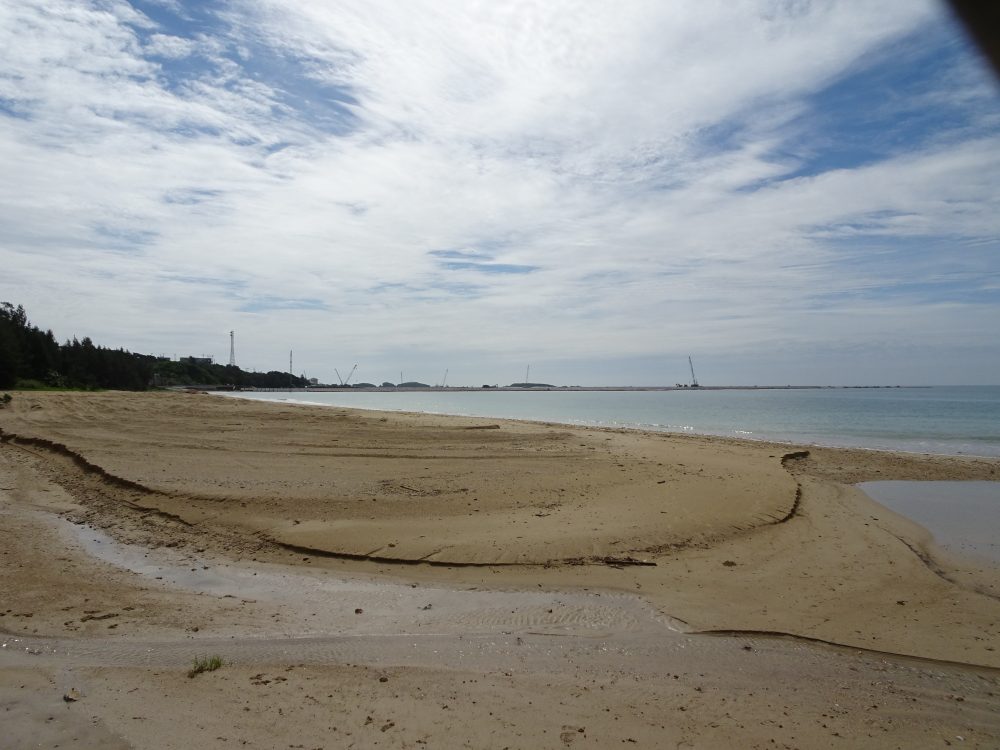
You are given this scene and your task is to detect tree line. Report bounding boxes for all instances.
[0,302,307,390]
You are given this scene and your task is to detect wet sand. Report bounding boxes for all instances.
[1,390,999,748]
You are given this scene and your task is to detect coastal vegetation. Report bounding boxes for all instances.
[0,302,306,390]
[187,655,224,678]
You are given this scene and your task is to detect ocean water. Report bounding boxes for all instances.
[222,385,1000,457]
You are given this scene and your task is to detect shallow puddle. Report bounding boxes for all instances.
[859,481,1000,565]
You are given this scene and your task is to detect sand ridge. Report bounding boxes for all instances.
[0,390,800,565]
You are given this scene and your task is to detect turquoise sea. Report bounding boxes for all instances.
[224,385,1000,458]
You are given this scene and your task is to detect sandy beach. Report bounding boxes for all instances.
[2,390,999,749]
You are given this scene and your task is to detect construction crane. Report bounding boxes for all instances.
[688,356,699,388]
[334,365,358,386]
[437,369,449,388]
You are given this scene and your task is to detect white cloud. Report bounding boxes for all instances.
[144,32,197,59]
[0,0,997,384]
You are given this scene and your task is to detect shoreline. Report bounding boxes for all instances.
[217,387,1000,459]
[2,390,999,747]
[227,384,926,392]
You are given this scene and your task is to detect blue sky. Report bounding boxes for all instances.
[1,0,998,385]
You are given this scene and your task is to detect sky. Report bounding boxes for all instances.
[1,1,998,387]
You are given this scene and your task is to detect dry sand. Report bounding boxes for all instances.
[1,390,998,749]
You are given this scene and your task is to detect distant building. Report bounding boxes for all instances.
[181,356,214,365]
[308,377,319,386]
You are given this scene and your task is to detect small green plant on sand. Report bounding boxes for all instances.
[0,393,11,408]
[188,654,224,678]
